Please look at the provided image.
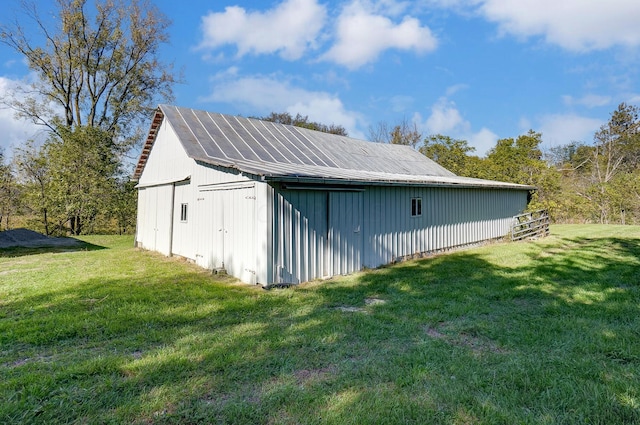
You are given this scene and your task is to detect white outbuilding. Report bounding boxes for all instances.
[133,105,533,286]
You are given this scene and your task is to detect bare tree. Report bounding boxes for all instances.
[368,117,422,148]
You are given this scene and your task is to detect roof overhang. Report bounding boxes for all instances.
[133,108,164,181]
[268,175,535,191]
[135,176,191,189]
[192,156,535,191]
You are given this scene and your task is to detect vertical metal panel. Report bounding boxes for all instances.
[360,186,528,270]
[273,188,328,284]
[271,184,527,284]
[155,185,173,256]
[256,182,271,286]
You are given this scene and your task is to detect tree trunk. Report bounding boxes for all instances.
[43,208,50,236]
[70,215,83,235]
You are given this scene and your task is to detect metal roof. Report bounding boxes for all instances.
[134,105,534,190]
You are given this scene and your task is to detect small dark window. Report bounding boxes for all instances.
[180,203,188,222]
[411,197,422,217]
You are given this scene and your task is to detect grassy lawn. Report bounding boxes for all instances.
[1,225,640,424]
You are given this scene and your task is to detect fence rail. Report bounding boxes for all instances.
[511,209,550,241]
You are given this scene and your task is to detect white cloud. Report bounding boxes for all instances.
[562,94,612,108]
[0,76,46,157]
[370,0,412,16]
[413,97,497,156]
[476,0,640,51]
[389,95,414,112]
[445,84,468,97]
[518,116,532,131]
[538,113,603,146]
[421,97,467,134]
[321,0,438,69]
[627,94,640,104]
[198,0,326,60]
[468,127,498,156]
[202,71,366,138]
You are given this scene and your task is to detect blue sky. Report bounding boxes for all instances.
[2,0,640,157]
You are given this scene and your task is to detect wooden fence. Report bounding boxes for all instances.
[511,209,550,241]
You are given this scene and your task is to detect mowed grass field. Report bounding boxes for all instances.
[1,225,640,424]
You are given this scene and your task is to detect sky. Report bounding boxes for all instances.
[1,0,640,158]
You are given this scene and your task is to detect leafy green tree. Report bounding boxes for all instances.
[13,141,53,234]
[483,130,561,215]
[608,171,640,224]
[258,112,348,136]
[545,142,593,173]
[598,103,640,173]
[0,150,19,230]
[539,103,640,224]
[106,178,138,235]
[46,126,121,235]
[14,127,122,235]
[420,134,476,176]
[484,130,544,185]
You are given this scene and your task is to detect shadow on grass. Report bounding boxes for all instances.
[0,239,105,258]
[2,235,639,424]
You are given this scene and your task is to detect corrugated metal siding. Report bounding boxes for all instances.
[273,189,329,284]
[363,186,526,267]
[272,185,528,284]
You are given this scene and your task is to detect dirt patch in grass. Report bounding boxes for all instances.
[294,366,337,387]
[336,297,387,313]
[424,323,508,355]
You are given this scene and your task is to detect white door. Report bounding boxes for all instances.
[195,190,224,270]
[196,185,256,284]
[154,185,174,256]
[137,185,173,255]
[222,187,256,284]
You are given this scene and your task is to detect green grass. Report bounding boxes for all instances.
[1,225,640,424]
